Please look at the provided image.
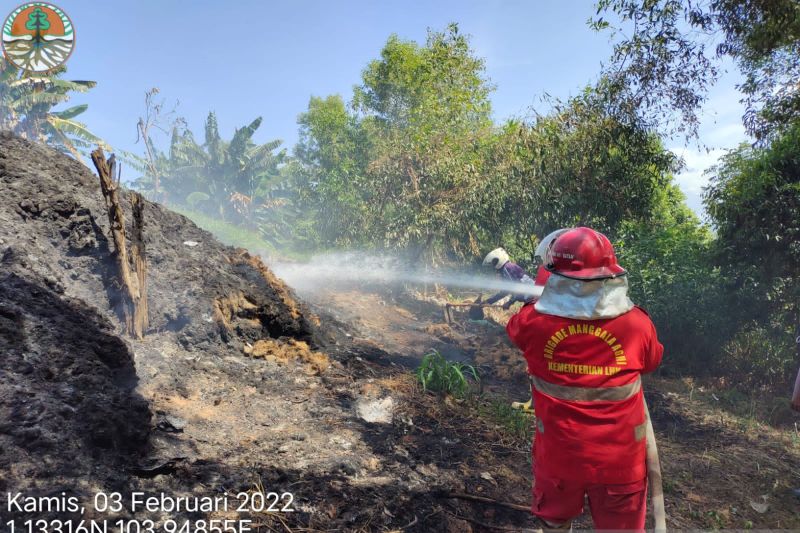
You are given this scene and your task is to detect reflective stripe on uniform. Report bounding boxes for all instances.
[634,421,647,441]
[530,375,641,402]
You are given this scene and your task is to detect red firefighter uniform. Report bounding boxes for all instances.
[508,226,665,528]
[507,303,663,525]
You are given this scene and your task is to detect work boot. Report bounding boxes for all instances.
[544,522,572,532]
[537,518,573,533]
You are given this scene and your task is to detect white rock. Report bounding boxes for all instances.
[356,396,395,424]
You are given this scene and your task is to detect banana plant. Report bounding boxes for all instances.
[0,59,109,158]
[151,112,286,224]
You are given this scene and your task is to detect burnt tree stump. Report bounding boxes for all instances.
[91,147,149,339]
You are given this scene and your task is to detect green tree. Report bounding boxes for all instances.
[615,185,728,375]
[705,121,800,327]
[591,0,800,387]
[297,24,496,261]
[687,121,800,386]
[592,0,800,140]
[0,60,107,157]
[483,88,680,266]
[296,94,370,246]
[355,24,494,260]
[296,26,685,268]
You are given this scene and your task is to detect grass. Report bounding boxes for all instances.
[414,349,533,445]
[415,350,479,398]
[476,396,534,443]
[170,205,278,253]
[169,205,322,262]
[656,376,799,429]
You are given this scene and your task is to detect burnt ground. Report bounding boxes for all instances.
[2,133,799,532]
[292,283,800,530]
[0,135,538,532]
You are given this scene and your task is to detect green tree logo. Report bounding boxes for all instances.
[2,3,75,72]
[25,8,51,32]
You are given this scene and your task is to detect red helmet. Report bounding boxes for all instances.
[546,227,626,280]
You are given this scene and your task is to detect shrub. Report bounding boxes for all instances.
[723,321,796,388]
[614,187,734,376]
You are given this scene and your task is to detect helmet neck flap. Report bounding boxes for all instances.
[534,272,634,320]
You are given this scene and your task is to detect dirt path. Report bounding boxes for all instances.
[294,286,531,393]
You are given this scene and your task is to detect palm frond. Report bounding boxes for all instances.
[1,67,109,153]
[42,121,81,159]
[171,136,207,162]
[117,149,150,174]
[229,116,263,157]
[52,104,88,119]
[46,116,107,146]
[8,77,40,89]
[243,140,283,175]
[247,138,282,155]
[46,79,96,92]
[12,91,70,109]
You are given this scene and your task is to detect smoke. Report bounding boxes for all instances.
[269,251,542,299]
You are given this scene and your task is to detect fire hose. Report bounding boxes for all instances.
[644,396,667,531]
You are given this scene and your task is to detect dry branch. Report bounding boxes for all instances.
[443,492,530,512]
[91,147,148,339]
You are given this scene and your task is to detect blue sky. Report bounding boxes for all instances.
[38,0,746,216]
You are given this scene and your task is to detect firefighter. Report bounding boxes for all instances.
[506,227,664,531]
[482,247,537,412]
[530,227,574,296]
[509,229,573,413]
[482,247,535,309]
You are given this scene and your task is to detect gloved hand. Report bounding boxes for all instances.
[511,398,534,413]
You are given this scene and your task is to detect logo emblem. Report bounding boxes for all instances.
[2,2,74,72]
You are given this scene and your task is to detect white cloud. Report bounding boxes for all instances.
[671,146,728,196]
[671,81,749,217]
[672,146,735,218]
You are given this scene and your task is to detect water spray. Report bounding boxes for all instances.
[269,251,541,299]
